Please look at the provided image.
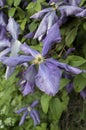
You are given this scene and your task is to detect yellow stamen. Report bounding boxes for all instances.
[27,107,31,112]
[50,2,58,10]
[32,54,44,65]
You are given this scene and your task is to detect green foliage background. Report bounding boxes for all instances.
[0,0,86,130]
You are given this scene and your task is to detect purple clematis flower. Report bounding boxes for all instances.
[30,7,61,55]
[20,43,62,96]
[0,43,86,96]
[15,100,40,126]
[30,0,84,55]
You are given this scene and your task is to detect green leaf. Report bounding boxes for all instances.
[74,74,86,92]
[36,123,47,130]
[8,8,16,17]
[80,0,86,6]
[50,98,64,120]
[7,0,13,6]
[82,43,86,59]
[50,91,69,121]
[17,7,25,19]
[61,90,69,109]
[0,71,19,107]
[20,18,27,31]
[41,94,52,114]
[66,55,86,67]
[60,78,70,90]
[35,2,41,12]
[37,0,45,3]
[14,0,21,7]
[29,22,38,32]
[65,27,78,47]
[26,2,35,10]
[50,122,61,130]
[31,44,42,52]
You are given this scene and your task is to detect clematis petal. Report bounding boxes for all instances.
[47,58,85,74]
[30,110,40,126]
[5,66,15,79]
[34,11,58,41]
[24,31,35,39]
[58,5,82,16]
[47,11,58,31]
[49,0,59,4]
[0,48,11,57]
[42,23,61,56]
[19,111,28,126]
[34,12,50,39]
[35,63,61,96]
[63,48,75,59]
[30,100,39,108]
[21,43,40,57]
[10,40,21,56]
[66,82,73,93]
[0,25,6,40]
[22,81,34,96]
[0,11,7,25]
[0,39,11,48]
[67,0,81,6]
[15,107,27,114]
[7,17,20,40]
[68,0,78,6]
[0,55,33,67]
[0,0,5,7]
[24,64,37,81]
[58,10,68,26]
[21,65,37,96]
[80,90,86,99]
[30,8,52,19]
[4,40,21,79]
[75,9,86,17]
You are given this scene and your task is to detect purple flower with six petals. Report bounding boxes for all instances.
[15,100,40,126]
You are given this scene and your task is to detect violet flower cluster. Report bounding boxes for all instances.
[0,0,86,127]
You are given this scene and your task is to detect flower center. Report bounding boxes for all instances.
[27,107,31,112]
[33,54,44,65]
[50,2,58,10]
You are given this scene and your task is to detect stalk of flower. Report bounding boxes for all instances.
[0,43,86,96]
[15,100,40,126]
